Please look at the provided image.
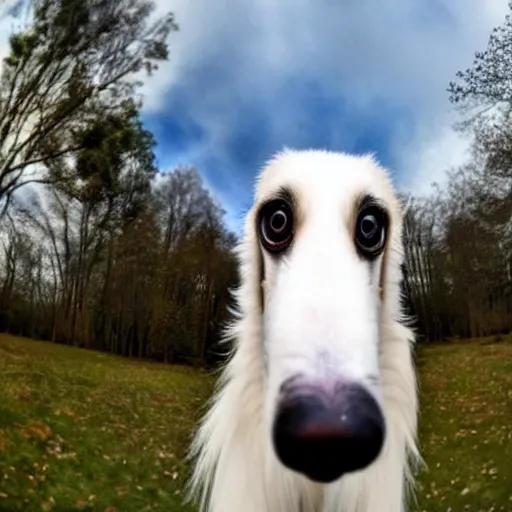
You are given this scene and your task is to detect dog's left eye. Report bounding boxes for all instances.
[258,200,294,253]
[355,206,387,257]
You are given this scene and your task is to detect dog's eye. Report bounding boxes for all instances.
[355,205,387,257]
[259,200,294,253]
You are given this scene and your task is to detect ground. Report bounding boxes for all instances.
[0,334,511,511]
[0,335,212,512]
[413,336,512,512]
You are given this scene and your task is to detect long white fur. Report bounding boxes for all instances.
[187,149,420,512]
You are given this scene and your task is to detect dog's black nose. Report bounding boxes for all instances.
[272,382,385,483]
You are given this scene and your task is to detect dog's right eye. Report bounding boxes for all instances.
[354,204,388,258]
[258,200,294,254]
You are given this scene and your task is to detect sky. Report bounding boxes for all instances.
[1,0,510,233]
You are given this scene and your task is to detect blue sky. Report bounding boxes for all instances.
[137,0,508,233]
[0,0,509,233]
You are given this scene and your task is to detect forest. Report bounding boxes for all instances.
[0,0,511,368]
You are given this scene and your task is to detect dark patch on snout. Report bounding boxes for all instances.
[272,379,385,483]
[259,246,265,312]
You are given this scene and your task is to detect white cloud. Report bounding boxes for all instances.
[396,113,473,197]
[140,0,510,204]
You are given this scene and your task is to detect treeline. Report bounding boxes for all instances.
[402,3,512,341]
[402,163,512,341]
[0,0,238,364]
[0,0,511,365]
[2,166,238,363]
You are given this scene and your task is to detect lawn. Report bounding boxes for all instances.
[0,334,213,512]
[412,336,512,512]
[0,334,511,511]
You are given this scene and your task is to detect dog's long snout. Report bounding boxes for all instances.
[272,380,385,483]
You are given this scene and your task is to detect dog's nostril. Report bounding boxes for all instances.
[272,383,385,483]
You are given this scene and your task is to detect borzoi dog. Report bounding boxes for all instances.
[188,149,419,512]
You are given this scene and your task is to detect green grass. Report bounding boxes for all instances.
[0,334,511,511]
[0,334,213,512]
[412,336,512,512]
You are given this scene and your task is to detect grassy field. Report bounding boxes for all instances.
[0,335,213,512]
[0,334,511,511]
[413,336,512,512]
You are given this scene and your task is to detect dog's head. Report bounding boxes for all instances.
[244,149,406,483]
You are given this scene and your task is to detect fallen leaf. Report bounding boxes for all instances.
[22,419,53,441]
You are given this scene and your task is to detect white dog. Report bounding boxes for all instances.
[188,149,419,512]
